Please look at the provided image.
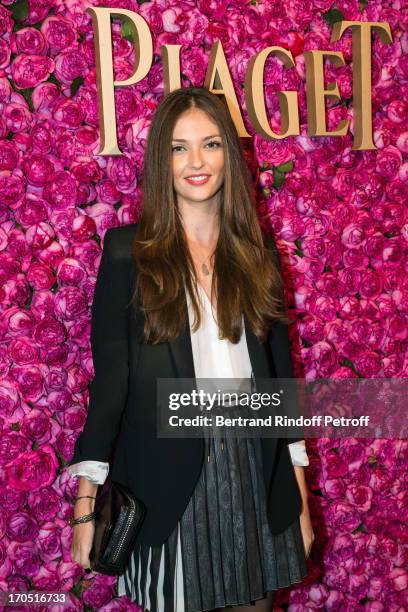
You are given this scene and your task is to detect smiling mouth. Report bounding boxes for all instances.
[185,175,211,184]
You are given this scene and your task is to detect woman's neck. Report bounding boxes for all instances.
[179,201,220,248]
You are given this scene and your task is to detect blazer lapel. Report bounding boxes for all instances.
[243,314,273,380]
[167,304,273,383]
[167,297,196,379]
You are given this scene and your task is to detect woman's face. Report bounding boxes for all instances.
[171,107,225,209]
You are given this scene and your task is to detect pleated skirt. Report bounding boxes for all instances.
[116,432,308,612]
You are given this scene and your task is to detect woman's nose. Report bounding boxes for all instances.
[188,147,204,168]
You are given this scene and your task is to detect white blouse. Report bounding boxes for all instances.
[67,283,308,485]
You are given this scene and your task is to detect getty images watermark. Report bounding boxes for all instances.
[156,378,407,439]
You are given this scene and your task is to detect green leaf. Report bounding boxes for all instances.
[19,87,34,111]
[13,21,28,32]
[352,523,366,534]
[322,7,345,25]
[48,73,61,87]
[276,160,293,174]
[71,76,84,96]
[121,19,134,43]
[359,0,367,9]
[273,168,285,189]
[9,0,29,22]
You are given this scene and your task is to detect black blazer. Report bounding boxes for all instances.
[69,223,303,547]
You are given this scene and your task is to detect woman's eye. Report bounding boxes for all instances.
[171,141,222,152]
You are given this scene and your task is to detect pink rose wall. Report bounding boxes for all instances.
[0,0,407,610]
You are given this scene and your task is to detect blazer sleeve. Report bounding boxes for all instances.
[68,227,131,465]
[264,231,305,444]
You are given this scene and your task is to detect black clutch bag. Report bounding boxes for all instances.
[89,478,146,575]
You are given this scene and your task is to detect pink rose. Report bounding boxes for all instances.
[7,541,40,577]
[328,502,361,534]
[6,512,39,543]
[106,157,137,194]
[37,520,65,562]
[345,485,373,512]
[375,146,402,178]
[323,478,347,499]
[11,55,55,89]
[0,383,21,419]
[55,431,76,462]
[53,98,85,128]
[82,574,117,608]
[323,451,348,479]
[7,573,31,592]
[28,488,61,522]
[69,159,104,185]
[353,350,382,377]
[9,337,37,368]
[0,432,31,462]
[388,567,407,592]
[96,179,121,205]
[43,171,77,209]
[6,445,59,491]
[22,154,55,186]
[0,140,19,171]
[0,171,26,206]
[31,82,60,113]
[324,590,346,611]
[54,50,88,85]
[53,286,87,320]
[41,16,77,54]
[254,135,296,166]
[324,566,349,591]
[20,408,60,444]
[10,27,48,56]
[68,86,98,126]
[1,476,28,510]
[32,560,61,591]
[0,6,14,36]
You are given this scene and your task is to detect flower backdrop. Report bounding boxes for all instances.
[0,0,407,610]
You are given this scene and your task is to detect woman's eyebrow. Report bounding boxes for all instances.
[171,134,221,142]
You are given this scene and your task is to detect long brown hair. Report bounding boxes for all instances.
[130,86,289,344]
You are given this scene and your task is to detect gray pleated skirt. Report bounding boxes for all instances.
[117,432,308,611]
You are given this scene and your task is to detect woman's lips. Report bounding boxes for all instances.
[184,175,210,185]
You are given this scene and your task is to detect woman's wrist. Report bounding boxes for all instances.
[74,498,95,517]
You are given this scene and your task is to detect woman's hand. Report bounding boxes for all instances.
[70,484,98,570]
[70,521,95,570]
[299,510,315,559]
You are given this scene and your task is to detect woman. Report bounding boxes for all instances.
[68,86,314,612]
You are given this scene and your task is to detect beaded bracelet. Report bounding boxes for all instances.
[75,496,96,503]
[69,512,97,527]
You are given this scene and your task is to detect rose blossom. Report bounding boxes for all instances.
[6,445,59,491]
[41,16,77,54]
[11,55,55,89]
